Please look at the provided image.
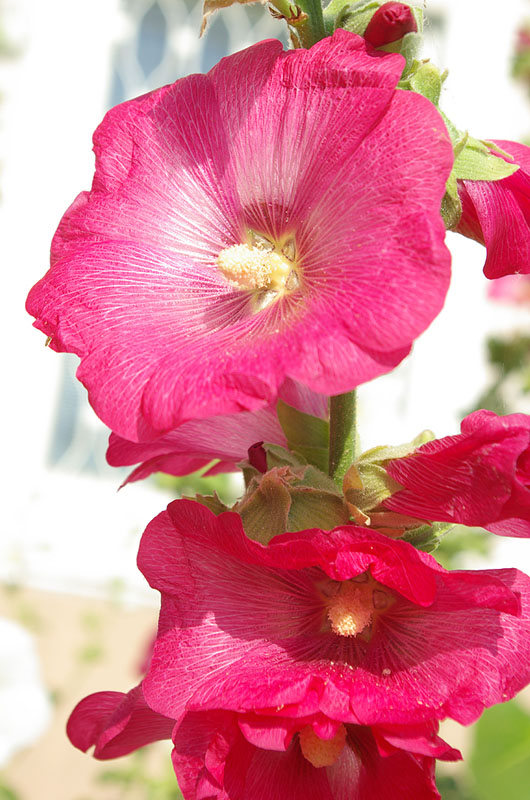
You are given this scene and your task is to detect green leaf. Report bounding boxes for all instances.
[469,700,530,800]
[276,400,329,472]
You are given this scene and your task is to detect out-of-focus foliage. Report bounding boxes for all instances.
[465,335,530,417]
[469,700,530,800]
[438,774,478,800]
[0,783,22,800]
[434,525,492,570]
[98,749,183,800]
[154,464,241,507]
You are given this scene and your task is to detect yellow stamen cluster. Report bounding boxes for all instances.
[216,232,300,307]
[217,244,292,291]
[299,724,347,768]
[327,580,374,637]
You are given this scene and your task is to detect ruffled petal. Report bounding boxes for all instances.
[67,684,175,759]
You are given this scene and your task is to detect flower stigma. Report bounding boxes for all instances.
[298,724,347,768]
[216,231,300,310]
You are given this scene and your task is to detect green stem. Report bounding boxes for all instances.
[328,391,358,486]
[295,0,327,45]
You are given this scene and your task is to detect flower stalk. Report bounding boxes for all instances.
[328,390,358,486]
[294,0,327,45]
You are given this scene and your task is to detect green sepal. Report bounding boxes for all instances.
[234,459,350,545]
[401,522,455,553]
[190,493,231,515]
[407,61,443,105]
[440,112,519,229]
[356,430,435,465]
[342,431,434,525]
[331,0,379,35]
[344,463,403,510]
[263,443,307,469]
[276,399,329,473]
[441,170,462,230]
[453,135,518,182]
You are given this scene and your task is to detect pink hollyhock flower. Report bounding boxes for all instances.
[456,139,530,279]
[488,273,530,305]
[26,31,452,443]
[385,409,530,537]
[107,380,327,484]
[364,2,417,48]
[171,710,459,800]
[137,499,530,728]
[68,685,459,798]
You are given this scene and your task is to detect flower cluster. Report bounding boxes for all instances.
[26,4,530,798]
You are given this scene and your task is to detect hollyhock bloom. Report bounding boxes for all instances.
[26,31,452,443]
[385,409,530,537]
[172,709,459,800]
[488,273,530,305]
[68,684,459,798]
[364,2,417,48]
[137,499,530,728]
[456,139,530,279]
[107,380,327,484]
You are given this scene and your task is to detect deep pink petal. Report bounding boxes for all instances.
[385,410,530,537]
[107,405,286,482]
[66,685,174,759]
[456,139,530,278]
[172,710,441,800]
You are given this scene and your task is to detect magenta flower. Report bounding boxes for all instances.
[456,139,530,279]
[364,2,417,48]
[385,409,530,537]
[488,273,530,305]
[26,31,452,443]
[171,709,459,800]
[107,380,327,484]
[67,683,459,798]
[137,499,530,728]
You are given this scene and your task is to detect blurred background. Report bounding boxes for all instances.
[2,0,530,797]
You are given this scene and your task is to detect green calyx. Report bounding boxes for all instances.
[342,431,435,538]
[441,114,520,229]
[236,445,350,544]
[399,60,445,104]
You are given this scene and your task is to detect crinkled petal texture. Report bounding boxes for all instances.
[385,409,530,537]
[138,499,530,728]
[27,31,452,442]
[67,684,175,759]
[456,139,530,279]
[106,380,327,484]
[171,710,451,800]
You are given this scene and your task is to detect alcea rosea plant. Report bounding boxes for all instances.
[26,1,530,797]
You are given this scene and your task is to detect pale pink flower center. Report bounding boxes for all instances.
[216,231,300,310]
[325,574,392,637]
[298,724,347,768]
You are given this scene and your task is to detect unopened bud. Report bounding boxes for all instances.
[364,2,417,47]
